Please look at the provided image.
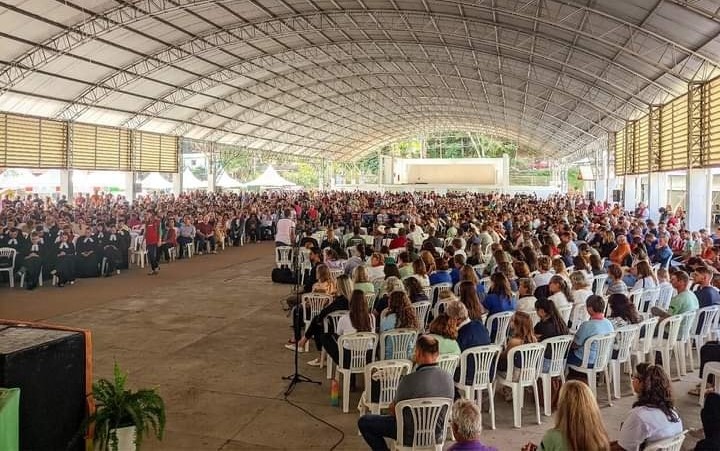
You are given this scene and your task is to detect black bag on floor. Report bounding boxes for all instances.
[272,267,296,284]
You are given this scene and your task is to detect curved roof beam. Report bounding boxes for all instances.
[213,68,615,142]
[152,44,632,132]
[220,85,602,156]
[249,111,591,158]
[65,8,678,129]
[242,106,594,158]
[0,0,224,91]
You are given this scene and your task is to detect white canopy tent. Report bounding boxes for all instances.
[182,168,206,190]
[216,171,244,189]
[141,172,173,190]
[245,166,297,188]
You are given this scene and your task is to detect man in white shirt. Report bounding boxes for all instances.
[274,209,295,246]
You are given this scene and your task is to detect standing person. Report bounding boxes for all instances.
[358,335,454,451]
[144,211,161,275]
[695,393,720,451]
[275,208,295,247]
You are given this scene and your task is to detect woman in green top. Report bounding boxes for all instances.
[523,380,610,451]
[427,313,461,356]
[352,265,376,294]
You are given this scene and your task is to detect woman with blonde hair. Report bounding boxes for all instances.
[371,275,405,316]
[352,265,375,294]
[428,313,461,355]
[551,258,571,285]
[313,264,337,296]
[366,252,385,280]
[525,380,610,451]
[498,311,537,400]
[419,250,436,273]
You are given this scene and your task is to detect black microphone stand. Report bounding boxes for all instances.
[283,232,321,396]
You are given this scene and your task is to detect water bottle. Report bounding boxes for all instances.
[330,379,339,406]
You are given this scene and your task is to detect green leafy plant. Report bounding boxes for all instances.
[88,363,166,451]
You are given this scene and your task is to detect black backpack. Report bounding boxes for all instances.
[271,267,296,284]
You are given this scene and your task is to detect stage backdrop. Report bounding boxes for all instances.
[391,157,505,185]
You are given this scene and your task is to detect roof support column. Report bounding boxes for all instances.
[687,82,712,231]
[624,175,638,212]
[62,125,73,199]
[128,130,138,201]
[207,142,216,192]
[593,146,608,203]
[647,105,666,222]
[172,143,184,196]
[502,153,510,194]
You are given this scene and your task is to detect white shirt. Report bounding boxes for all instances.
[618,406,682,451]
[336,314,376,336]
[548,292,570,309]
[275,218,295,244]
[517,296,537,312]
[533,271,553,287]
[367,265,385,281]
[633,276,656,292]
[571,289,593,305]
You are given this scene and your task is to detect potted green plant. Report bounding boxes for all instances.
[87,363,166,451]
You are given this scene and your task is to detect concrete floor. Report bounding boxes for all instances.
[0,242,707,450]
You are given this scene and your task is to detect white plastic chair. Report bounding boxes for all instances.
[379,329,418,361]
[185,241,194,259]
[656,283,674,311]
[609,324,641,399]
[436,354,460,377]
[329,268,344,280]
[358,359,412,416]
[676,311,696,376]
[275,246,293,268]
[363,292,376,311]
[539,335,573,417]
[432,299,452,320]
[631,316,658,367]
[644,431,687,451]
[568,303,589,332]
[323,310,348,379]
[298,248,311,285]
[301,293,333,352]
[430,283,452,304]
[557,304,572,326]
[494,342,545,428]
[699,362,720,407]
[412,301,432,332]
[337,332,378,413]
[393,397,453,451]
[0,247,17,287]
[592,274,608,296]
[454,345,501,429]
[486,311,514,346]
[654,315,683,379]
[638,286,660,313]
[131,236,148,268]
[690,306,720,371]
[422,286,433,300]
[628,288,644,313]
[567,332,616,406]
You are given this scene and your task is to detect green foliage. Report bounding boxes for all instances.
[568,168,582,191]
[88,363,166,451]
[282,163,319,188]
[190,166,207,181]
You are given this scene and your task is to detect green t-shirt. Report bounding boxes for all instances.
[668,290,699,315]
[398,265,414,279]
[540,429,569,451]
[428,334,461,356]
[354,282,375,294]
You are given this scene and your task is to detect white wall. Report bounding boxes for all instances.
[391,157,505,185]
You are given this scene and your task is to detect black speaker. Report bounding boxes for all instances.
[0,326,86,451]
[587,191,595,201]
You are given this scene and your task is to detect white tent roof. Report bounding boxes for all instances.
[216,171,244,188]
[141,172,173,190]
[0,169,33,188]
[33,170,61,187]
[182,168,206,190]
[245,166,297,187]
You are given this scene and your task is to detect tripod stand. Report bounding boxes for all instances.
[282,239,321,396]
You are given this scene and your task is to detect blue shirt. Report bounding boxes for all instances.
[572,318,613,365]
[429,271,452,285]
[654,245,673,267]
[450,267,461,285]
[483,293,516,315]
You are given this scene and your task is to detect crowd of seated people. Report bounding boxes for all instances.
[254,190,720,449]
